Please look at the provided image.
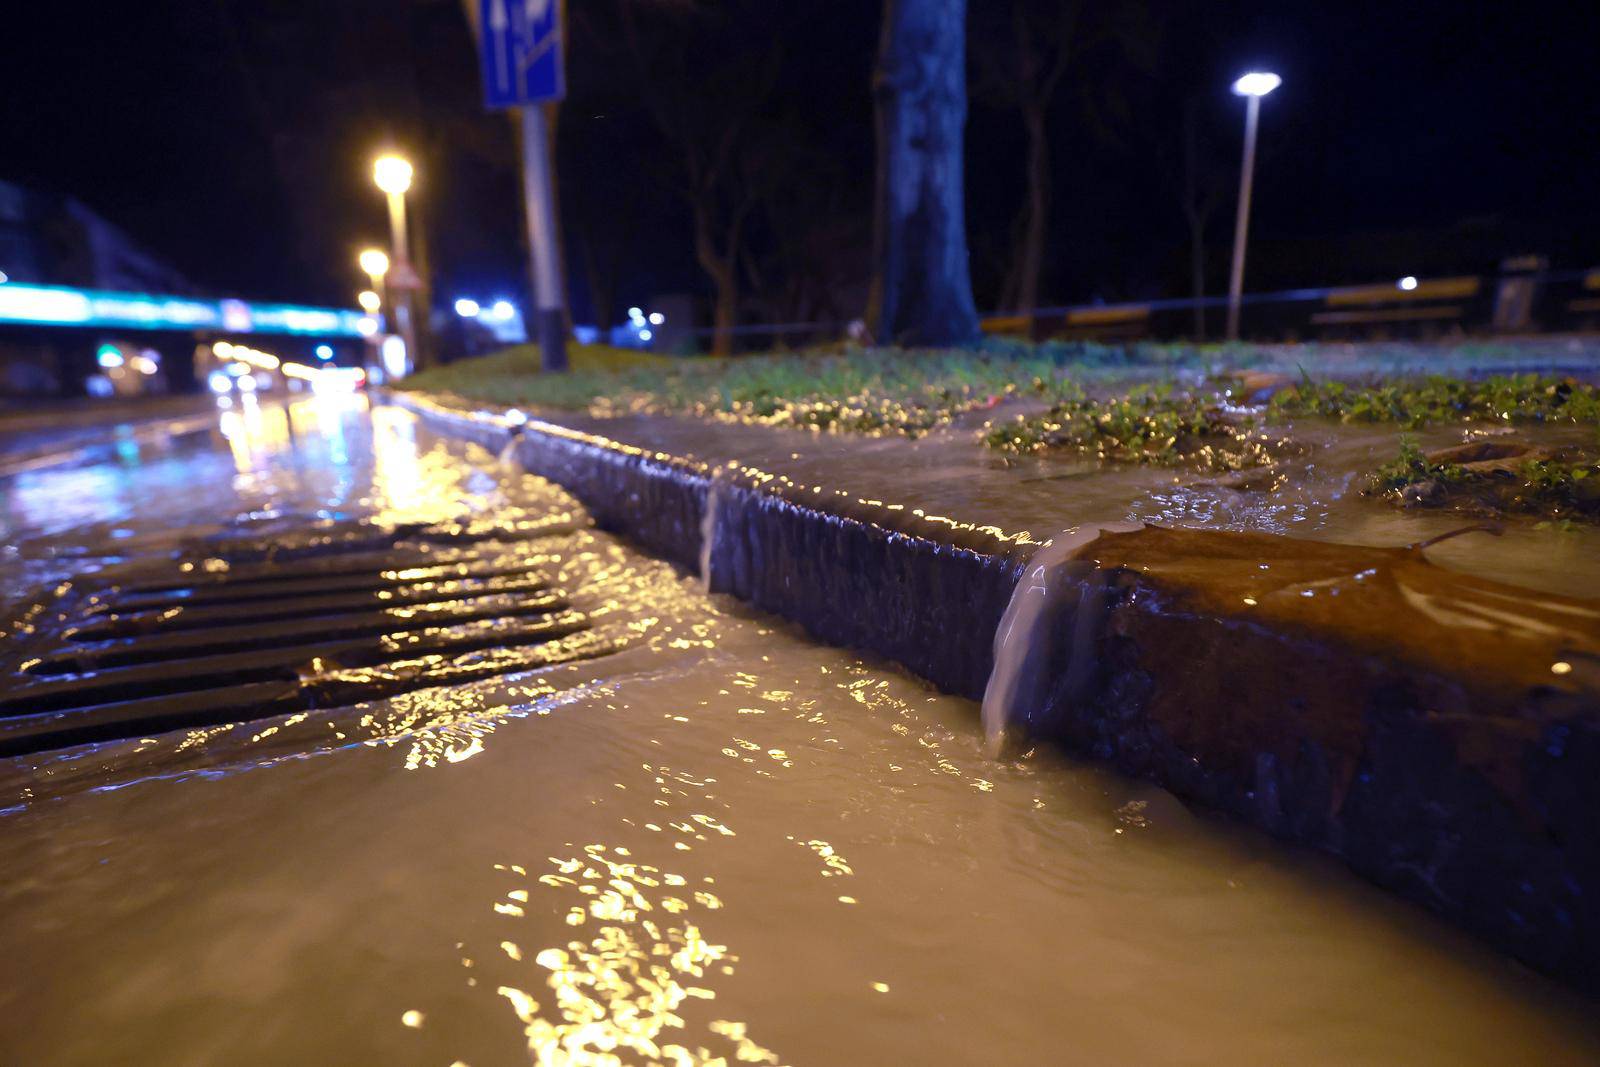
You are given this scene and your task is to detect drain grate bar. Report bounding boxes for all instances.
[98,556,554,612]
[71,574,553,639]
[0,611,591,717]
[30,590,571,674]
[0,513,619,757]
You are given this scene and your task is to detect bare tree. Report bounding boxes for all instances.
[972,0,1156,323]
[616,1,783,355]
[1179,98,1230,338]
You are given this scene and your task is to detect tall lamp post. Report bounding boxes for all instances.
[373,155,420,374]
[1225,71,1280,341]
[357,248,390,374]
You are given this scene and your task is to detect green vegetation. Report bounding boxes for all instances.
[1367,436,1469,493]
[982,384,1279,470]
[1270,373,1600,429]
[400,340,1218,437]
[402,343,1600,485]
[1368,435,1600,521]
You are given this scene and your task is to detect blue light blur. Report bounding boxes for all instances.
[0,282,368,337]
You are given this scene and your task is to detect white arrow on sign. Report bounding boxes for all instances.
[489,0,510,91]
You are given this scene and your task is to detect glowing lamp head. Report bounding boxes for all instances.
[1232,71,1281,98]
[358,289,382,313]
[314,344,334,360]
[454,298,481,318]
[1398,275,1419,291]
[373,155,414,195]
[491,300,515,321]
[356,315,379,337]
[359,249,390,278]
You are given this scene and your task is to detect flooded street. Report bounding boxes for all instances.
[2,395,1597,1065]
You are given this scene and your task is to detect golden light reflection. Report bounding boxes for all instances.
[370,404,428,521]
[476,846,782,1066]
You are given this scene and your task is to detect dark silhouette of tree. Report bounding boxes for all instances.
[868,0,980,347]
[971,0,1156,322]
[614,1,787,356]
[1178,97,1232,338]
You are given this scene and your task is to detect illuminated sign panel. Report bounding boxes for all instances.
[0,283,366,337]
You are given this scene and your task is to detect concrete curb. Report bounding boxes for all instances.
[385,388,1600,992]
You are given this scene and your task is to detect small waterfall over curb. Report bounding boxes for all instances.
[699,469,723,594]
[497,410,528,470]
[982,523,1141,759]
[496,435,521,470]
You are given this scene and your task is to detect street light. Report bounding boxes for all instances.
[373,153,418,375]
[359,248,389,287]
[358,289,381,313]
[373,155,413,196]
[1225,70,1280,341]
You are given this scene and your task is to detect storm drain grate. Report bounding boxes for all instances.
[0,515,617,757]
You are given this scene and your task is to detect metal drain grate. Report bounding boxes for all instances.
[0,515,616,757]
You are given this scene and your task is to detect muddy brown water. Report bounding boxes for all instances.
[1,394,1597,1065]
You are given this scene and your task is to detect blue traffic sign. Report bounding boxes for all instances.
[479,0,564,108]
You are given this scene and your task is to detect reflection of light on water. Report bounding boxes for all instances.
[297,395,350,467]
[370,405,424,518]
[218,408,254,474]
[471,846,780,1066]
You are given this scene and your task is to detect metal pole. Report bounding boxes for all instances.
[1225,93,1262,341]
[520,104,567,371]
[386,191,420,374]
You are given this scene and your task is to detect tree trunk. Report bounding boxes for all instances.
[1187,213,1206,340]
[868,0,981,348]
[693,204,738,356]
[580,237,615,338]
[1015,101,1048,320]
[1182,99,1206,340]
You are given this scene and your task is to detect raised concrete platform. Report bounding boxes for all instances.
[386,389,1600,992]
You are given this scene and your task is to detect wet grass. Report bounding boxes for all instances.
[1270,374,1600,429]
[400,340,1222,437]
[984,372,1600,470]
[981,384,1281,470]
[1368,436,1600,522]
[402,342,1600,487]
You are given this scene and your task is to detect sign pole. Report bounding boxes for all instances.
[520,105,566,372]
[385,190,420,374]
[475,0,568,372]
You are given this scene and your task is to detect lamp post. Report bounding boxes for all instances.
[373,155,420,374]
[1225,71,1280,341]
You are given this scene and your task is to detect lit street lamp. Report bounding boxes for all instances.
[1225,71,1280,341]
[373,154,420,374]
[357,290,382,314]
[358,248,389,291]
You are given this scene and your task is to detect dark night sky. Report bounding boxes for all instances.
[3,1,1597,318]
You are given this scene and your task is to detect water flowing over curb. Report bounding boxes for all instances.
[384,389,1600,992]
[982,524,1140,759]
